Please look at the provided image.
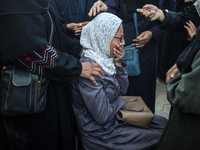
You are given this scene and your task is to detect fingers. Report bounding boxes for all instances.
[91,63,104,76]
[113,48,123,56]
[89,76,97,85]
[88,5,96,17]
[92,64,104,76]
[165,64,179,83]
[131,43,144,48]
[188,20,195,29]
[91,62,103,70]
[75,30,82,36]
[88,2,100,17]
[80,62,104,85]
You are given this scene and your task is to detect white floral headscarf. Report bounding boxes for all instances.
[80,12,122,75]
[194,0,200,16]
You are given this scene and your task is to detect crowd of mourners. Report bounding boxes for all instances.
[0,0,200,150]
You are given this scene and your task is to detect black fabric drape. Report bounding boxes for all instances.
[177,27,200,73]
[0,0,49,65]
[0,0,48,15]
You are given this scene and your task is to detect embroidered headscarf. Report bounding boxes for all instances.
[80,12,122,75]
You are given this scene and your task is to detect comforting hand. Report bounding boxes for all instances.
[137,4,165,22]
[132,31,153,48]
[88,1,108,17]
[114,43,125,67]
[184,20,197,41]
[166,64,180,84]
[80,62,104,85]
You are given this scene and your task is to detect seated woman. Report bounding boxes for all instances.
[71,12,167,150]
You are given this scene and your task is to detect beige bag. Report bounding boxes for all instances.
[116,96,154,129]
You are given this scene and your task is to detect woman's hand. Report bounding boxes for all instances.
[88,1,108,17]
[184,20,197,41]
[67,21,90,36]
[80,62,104,85]
[137,4,165,22]
[74,21,90,36]
[132,31,153,48]
[184,0,196,3]
[66,23,80,32]
[114,43,125,67]
[166,64,179,84]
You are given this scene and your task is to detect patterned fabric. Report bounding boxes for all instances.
[194,0,200,16]
[80,12,122,75]
[17,46,59,76]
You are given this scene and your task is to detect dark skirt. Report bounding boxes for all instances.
[157,31,190,82]
[1,81,76,150]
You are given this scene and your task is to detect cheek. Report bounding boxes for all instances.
[110,41,117,57]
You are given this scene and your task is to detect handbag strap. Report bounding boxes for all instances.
[47,10,54,45]
[133,12,139,37]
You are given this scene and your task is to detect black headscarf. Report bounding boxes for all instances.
[176,26,200,73]
[0,0,49,65]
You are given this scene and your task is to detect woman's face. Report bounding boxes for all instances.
[110,24,125,57]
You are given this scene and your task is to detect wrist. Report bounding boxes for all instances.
[66,24,71,30]
[115,60,122,67]
[158,9,165,22]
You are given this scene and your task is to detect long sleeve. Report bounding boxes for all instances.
[167,50,200,115]
[62,32,82,59]
[115,63,129,95]
[157,5,199,32]
[76,76,125,126]
[15,45,82,82]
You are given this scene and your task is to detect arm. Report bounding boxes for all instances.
[115,63,129,95]
[167,50,200,115]
[15,46,103,84]
[77,76,126,125]
[137,4,198,32]
[62,32,82,58]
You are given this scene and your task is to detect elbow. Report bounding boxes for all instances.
[95,116,111,125]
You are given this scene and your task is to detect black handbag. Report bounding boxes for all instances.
[0,11,53,116]
[1,65,49,116]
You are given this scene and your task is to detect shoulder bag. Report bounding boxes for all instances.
[122,13,141,76]
[0,11,53,116]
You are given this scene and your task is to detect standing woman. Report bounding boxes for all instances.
[157,0,195,82]
[0,0,103,150]
[137,1,200,149]
[50,0,106,38]
[89,0,164,113]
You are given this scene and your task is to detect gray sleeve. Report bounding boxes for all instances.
[115,62,129,95]
[77,77,126,125]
